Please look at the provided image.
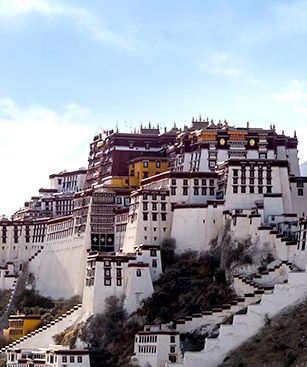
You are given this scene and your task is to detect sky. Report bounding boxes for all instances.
[1,0,307,216]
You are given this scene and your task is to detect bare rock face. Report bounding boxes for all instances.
[212,219,274,281]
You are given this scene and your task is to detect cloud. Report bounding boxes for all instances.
[273,90,307,103]
[0,98,95,216]
[197,52,244,77]
[293,105,307,114]
[271,80,307,114]
[196,52,267,89]
[0,0,63,16]
[274,1,307,36]
[237,1,307,47]
[0,0,136,51]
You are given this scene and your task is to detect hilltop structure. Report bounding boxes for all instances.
[1,118,307,367]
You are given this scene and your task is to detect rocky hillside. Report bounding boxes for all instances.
[220,299,307,367]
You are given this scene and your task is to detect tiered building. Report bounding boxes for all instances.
[1,119,307,367]
[13,168,87,220]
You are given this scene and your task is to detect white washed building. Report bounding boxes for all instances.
[6,347,90,367]
[133,327,182,367]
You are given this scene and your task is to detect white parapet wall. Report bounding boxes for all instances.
[182,268,307,367]
[174,293,264,335]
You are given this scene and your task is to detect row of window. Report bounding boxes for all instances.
[143,213,167,221]
[171,178,215,186]
[143,193,166,201]
[170,187,215,196]
[115,213,128,223]
[104,278,122,286]
[62,356,83,363]
[233,168,271,178]
[142,161,162,168]
[115,224,127,232]
[85,278,94,286]
[47,229,73,241]
[116,196,131,206]
[48,220,73,232]
[137,345,176,354]
[128,141,154,150]
[138,335,158,343]
[138,346,157,354]
[104,268,122,277]
[233,177,272,185]
[232,186,272,194]
[137,335,176,344]
[143,203,167,211]
[2,236,45,244]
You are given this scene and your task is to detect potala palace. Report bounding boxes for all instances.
[1,117,307,367]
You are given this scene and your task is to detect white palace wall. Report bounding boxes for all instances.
[29,234,89,299]
[29,215,91,300]
[171,204,224,253]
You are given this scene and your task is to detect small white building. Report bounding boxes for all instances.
[6,346,90,367]
[133,326,182,367]
[49,168,87,194]
[82,252,154,315]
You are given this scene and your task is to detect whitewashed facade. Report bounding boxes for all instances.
[6,347,90,367]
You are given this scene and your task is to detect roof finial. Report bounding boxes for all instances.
[294,130,297,138]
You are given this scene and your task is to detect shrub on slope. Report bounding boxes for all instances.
[221,300,307,367]
[142,250,233,324]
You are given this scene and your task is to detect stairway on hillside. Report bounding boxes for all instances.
[170,261,293,335]
[1,303,85,352]
[182,268,307,367]
[233,260,293,296]
[0,265,29,332]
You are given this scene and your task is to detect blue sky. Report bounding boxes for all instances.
[1,0,307,215]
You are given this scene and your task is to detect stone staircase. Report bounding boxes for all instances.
[173,290,267,334]
[0,303,84,352]
[173,261,290,335]
[0,278,18,331]
[182,268,307,367]
[266,227,298,263]
[0,266,29,331]
[233,260,293,296]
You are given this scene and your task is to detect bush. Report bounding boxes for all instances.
[286,350,298,366]
[142,250,233,323]
[160,238,176,270]
[80,297,139,367]
[16,289,54,312]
